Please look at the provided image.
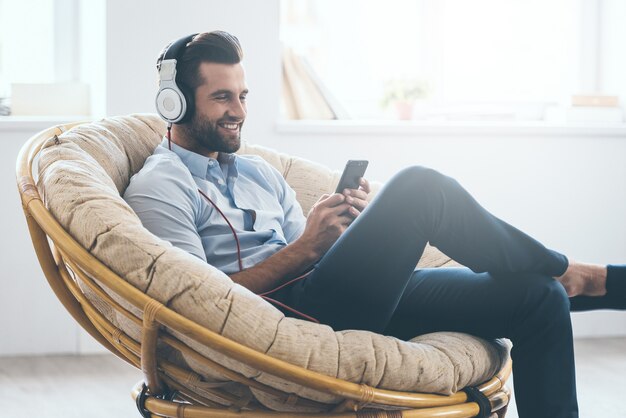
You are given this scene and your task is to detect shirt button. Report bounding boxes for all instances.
[208,161,215,167]
[218,179,225,185]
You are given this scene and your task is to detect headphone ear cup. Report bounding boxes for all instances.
[155,87,185,122]
[176,82,195,124]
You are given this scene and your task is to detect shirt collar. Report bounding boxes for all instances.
[159,137,236,179]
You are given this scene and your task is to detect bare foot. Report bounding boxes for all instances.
[556,261,607,297]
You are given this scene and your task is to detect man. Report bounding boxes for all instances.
[124,31,625,418]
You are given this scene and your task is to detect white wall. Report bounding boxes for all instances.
[1,0,625,356]
[1,124,79,356]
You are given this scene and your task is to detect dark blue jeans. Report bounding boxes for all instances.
[272,165,616,418]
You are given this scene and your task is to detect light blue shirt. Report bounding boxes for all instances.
[123,138,306,274]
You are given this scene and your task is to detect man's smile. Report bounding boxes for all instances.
[218,121,241,133]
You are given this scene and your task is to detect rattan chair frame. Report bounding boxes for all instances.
[17,123,512,418]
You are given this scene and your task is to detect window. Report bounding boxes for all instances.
[0,0,56,89]
[280,0,626,122]
[0,0,105,117]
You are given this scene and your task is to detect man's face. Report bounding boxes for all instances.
[185,62,248,155]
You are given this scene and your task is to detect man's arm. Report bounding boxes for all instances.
[231,178,372,294]
[229,193,354,294]
[124,159,208,262]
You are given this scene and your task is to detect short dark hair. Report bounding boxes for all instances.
[157,31,243,92]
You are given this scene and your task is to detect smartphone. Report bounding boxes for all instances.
[335,160,369,193]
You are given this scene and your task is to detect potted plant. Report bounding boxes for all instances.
[381,78,429,120]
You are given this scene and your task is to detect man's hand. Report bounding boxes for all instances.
[341,177,371,219]
[299,193,354,258]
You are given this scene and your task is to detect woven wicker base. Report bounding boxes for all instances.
[131,380,511,417]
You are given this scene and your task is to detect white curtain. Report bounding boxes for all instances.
[281,46,341,120]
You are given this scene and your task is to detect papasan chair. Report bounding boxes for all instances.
[16,114,512,417]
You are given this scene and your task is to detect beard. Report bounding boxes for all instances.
[183,112,243,154]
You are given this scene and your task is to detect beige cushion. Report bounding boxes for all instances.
[36,114,509,411]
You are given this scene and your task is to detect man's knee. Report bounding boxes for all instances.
[535,277,571,316]
[389,165,450,195]
[512,275,571,337]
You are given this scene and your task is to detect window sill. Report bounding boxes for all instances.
[0,116,89,132]
[276,120,626,137]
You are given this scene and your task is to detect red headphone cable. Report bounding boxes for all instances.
[197,188,244,272]
[258,268,314,297]
[166,123,172,149]
[259,295,319,323]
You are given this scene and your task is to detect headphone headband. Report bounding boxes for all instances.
[155,33,198,124]
[159,33,198,67]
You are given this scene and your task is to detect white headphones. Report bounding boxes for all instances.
[155,33,198,124]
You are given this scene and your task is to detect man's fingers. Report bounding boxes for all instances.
[317,193,346,208]
[311,200,350,218]
[342,185,368,211]
[336,213,354,226]
[326,202,352,215]
[346,206,360,218]
[314,193,331,205]
[345,195,367,211]
[345,188,368,201]
[359,177,371,194]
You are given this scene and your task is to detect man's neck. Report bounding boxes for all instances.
[170,124,219,160]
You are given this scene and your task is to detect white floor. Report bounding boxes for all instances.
[0,337,625,418]
[507,337,626,418]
